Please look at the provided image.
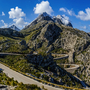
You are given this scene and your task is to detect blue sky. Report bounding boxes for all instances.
[0,0,90,32]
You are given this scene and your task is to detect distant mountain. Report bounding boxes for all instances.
[23,12,73,30]
[9,25,20,31]
[0,28,23,37]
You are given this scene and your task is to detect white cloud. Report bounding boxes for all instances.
[59,8,66,12]
[8,7,28,28]
[67,10,74,16]
[1,20,8,28]
[8,7,25,19]
[59,7,74,16]
[13,18,28,28]
[59,7,90,21]
[2,12,5,16]
[33,1,53,15]
[1,20,4,23]
[76,8,90,21]
[81,26,87,29]
[62,14,69,25]
[56,14,70,25]
[89,25,90,26]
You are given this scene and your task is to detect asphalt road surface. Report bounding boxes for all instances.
[0,63,63,90]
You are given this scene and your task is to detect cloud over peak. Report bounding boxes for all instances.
[33,1,53,15]
[56,14,70,25]
[8,6,28,28]
[13,18,28,28]
[61,14,70,25]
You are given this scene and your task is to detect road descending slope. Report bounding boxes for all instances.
[0,63,63,90]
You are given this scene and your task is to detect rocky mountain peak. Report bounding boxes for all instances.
[37,12,52,21]
[9,25,20,31]
[23,12,73,30]
[23,12,52,30]
[40,12,51,17]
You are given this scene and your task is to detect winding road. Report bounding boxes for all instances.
[59,64,80,73]
[0,52,88,89]
[52,53,69,60]
[0,52,36,56]
[0,63,63,90]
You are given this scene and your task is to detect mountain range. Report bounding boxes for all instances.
[0,12,90,89]
[23,12,72,30]
[6,12,73,31]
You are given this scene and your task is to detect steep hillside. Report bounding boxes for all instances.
[21,18,90,63]
[0,28,23,37]
[0,54,83,88]
[20,13,90,86]
[0,28,31,53]
[0,12,90,88]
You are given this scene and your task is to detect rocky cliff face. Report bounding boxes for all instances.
[26,53,83,87]
[27,53,56,68]
[20,16,90,85]
[21,20,90,63]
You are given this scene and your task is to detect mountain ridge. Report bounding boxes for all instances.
[23,12,73,30]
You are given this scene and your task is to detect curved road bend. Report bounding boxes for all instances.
[0,63,63,90]
[52,53,69,60]
[59,64,80,73]
[58,64,88,88]
[0,53,69,60]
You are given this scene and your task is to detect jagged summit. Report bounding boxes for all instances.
[37,12,52,21]
[41,12,51,17]
[9,25,20,31]
[23,12,73,30]
[23,12,52,30]
[39,12,53,19]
